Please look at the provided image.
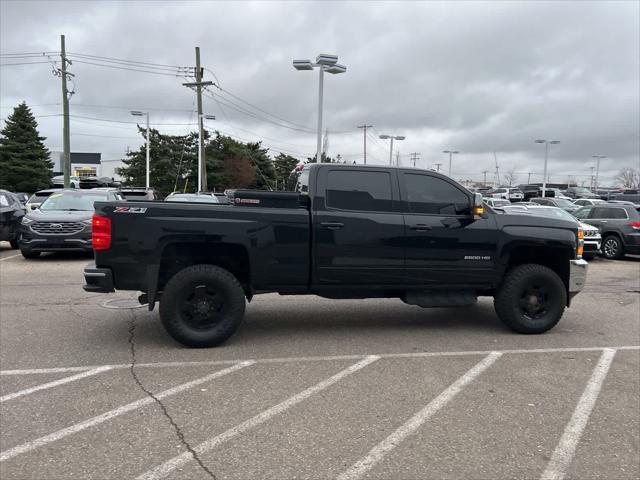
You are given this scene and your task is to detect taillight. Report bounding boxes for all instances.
[92,214,111,250]
[630,221,640,230]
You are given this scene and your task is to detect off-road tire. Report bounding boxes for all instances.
[494,264,566,334]
[159,264,246,348]
[9,239,19,249]
[20,249,40,259]
[601,235,624,260]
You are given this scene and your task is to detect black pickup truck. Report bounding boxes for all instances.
[84,164,588,347]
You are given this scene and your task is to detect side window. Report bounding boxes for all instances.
[608,208,628,219]
[0,194,9,207]
[591,207,613,219]
[326,170,393,212]
[574,206,592,219]
[402,173,470,215]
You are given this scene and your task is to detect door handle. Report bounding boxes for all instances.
[320,222,344,230]
[409,224,432,231]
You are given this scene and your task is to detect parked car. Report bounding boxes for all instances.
[52,175,80,189]
[573,204,640,259]
[119,187,160,201]
[546,188,572,200]
[19,188,123,258]
[487,187,523,202]
[610,193,640,204]
[165,192,220,203]
[13,192,29,204]
[530,197,580,213]
[84,163,588,347]
[565,187,599,199]
[25,189,62,212]
[79,176,121,189]
[501,204,600,260]
[0,190,26,249]
[484,198,511,208]
[517,184,555,200]
[573,198,606,207]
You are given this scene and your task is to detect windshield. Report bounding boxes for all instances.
[525,207,578,223]
[166,194,219,203]
[40,191,109,211]
[573,187,592,194]
[491,199,510,206]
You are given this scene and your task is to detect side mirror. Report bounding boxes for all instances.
[472,193,484,218]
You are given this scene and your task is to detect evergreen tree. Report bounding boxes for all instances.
[116,127,198,196]
[273,153,299,191]
[0,102,52,192]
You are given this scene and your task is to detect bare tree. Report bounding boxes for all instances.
[503,167,518,187]
[615,167,640,189]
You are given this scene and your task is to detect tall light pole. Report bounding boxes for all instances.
[198,115,216,192]
[534,139,560,197]
[293,54,347,163]
[592,155,607,192]
[443,150,459,176]
[357,124,373,164]
[379,134,405,165]
[131,111,150,189]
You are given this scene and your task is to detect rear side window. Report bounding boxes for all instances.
[0,193,9,207]
[592,207,628,219]
[402,173,470,215]
[326,170,393,212]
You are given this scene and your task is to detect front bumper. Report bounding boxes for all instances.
[83,263,115,293]
[569,259,588,293]
[583,238,601,253]
[19,224,93,252]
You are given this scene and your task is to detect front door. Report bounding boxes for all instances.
[399,171,498,286]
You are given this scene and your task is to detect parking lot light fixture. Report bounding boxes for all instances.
[131,110,150,189]
[443,150,459,176]
[293,54,347,163]
[591,155,607,192]
[379,135,406,165]
[535,139,561,197]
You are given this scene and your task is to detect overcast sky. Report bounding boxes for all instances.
[1,0,638,186]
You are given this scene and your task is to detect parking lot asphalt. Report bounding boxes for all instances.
[0,241,638,480]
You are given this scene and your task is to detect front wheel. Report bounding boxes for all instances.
[494,264,566,334]
[9,239,19,249]
[601,235,624,260]
[20,249,40,259]
[159,264,246,348]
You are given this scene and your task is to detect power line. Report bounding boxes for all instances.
[0,61,51,66]
[66,52,189,70]
[70,59,190,77]
[0,51,59,57]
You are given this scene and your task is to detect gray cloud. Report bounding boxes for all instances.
[1,0,638,186]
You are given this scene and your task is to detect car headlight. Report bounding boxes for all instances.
[21,217,34,225]
[81,218,93,225]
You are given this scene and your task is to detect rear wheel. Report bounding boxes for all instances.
[601,235,624,260]
[159,264,246,348]
[494,264,566,334]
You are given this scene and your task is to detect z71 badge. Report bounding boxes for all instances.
[114,206,147,213]
[464,255,491,260]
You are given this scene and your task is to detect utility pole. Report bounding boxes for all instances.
[60,35,72,188]
[433,163,442,173]
[395,151,400,167]
[482,170,488,186]
[409,152,421,168]
[527,171,532,184]
[357,124,373,165]
[590,166,595,190]
[183,47,213,192]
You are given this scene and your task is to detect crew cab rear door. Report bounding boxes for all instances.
[312,167,404,285]
[399,171,497,285]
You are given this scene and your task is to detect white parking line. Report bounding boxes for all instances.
[0,253,21,262]
[540,348,617,480]
[337,352,502,480]
[0,361,253,463]
[0,366,112,403]
[1,346,638,376]
[135,355,380,480]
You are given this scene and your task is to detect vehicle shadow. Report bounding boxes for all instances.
[26,251,94,261]
[109,299,508,350]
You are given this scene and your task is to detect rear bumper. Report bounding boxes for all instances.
[569,259,588,293]
[83,263,115,293]
[622,232,640,253]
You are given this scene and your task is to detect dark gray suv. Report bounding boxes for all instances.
[19,188,123,258]
[574,204,640,259]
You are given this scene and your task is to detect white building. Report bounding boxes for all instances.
[49,151,102,177]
